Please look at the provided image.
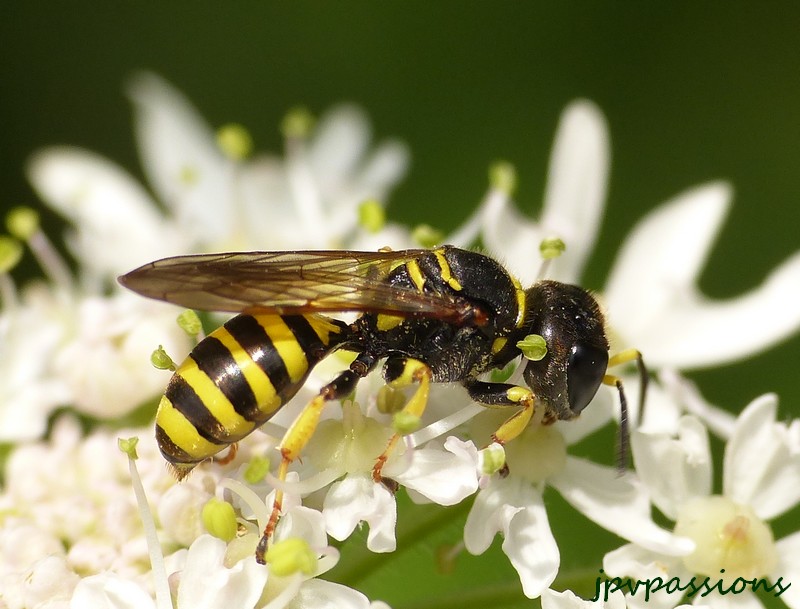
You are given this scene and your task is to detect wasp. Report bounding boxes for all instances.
[119,245,645,563]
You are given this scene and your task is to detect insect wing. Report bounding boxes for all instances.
[118,249,472,320]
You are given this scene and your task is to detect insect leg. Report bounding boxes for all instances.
[371,356,432,483]
[255,352,377,564]
[463,380,544,445]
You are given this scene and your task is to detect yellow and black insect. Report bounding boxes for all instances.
[119,245,644,563]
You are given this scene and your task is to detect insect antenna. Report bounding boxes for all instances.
[608,350,648,474]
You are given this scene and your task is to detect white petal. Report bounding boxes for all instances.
[703,592,766,609]
[773,531,800,609]
[606,182,800,368]
[464,476,559,599]
[53,294,191,419]
[606,183,730,329]
[631,417,712,520]
[551,458,694,556]
[723,394,800,520]
[290,579,373,609]
[157,483,210,547]
[0,291,71,441]
[323,474,397,552]
[480,101,609,285]
[307,105,370,191]
[177,535,268,609]
[540,99,610,283]
[27,146,178,275]
[602,544,691,609]
[657,369,736,439]
[127,72,232,244]
[391,437,479,505]
[275,505,329,551]
[480,190,547,286]
[557,386,614,446]
[356,139,410,194]
[542,587,626,609]
[70,573,155,609]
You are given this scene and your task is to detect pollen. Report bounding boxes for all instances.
[264,537,318,577]
[216,123,254,160]
[489,160,517,195]
[674,495,778,582]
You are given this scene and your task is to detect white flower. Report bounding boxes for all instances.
[605,394,800,609]
[19,73,413,426]
[26,146,186,284]
[463,405,692,599]
[0,281,71,441]
[126,71,410,252]
[541,587,700,609]
[53,292,191,419]
[604,183,800,369]
[453,100,609,286]
[292,399,480,553]
[463,100,800,426]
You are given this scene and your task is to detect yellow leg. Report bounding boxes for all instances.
[463,380,542,445]
[372,358,432,483]
[607,347,642,369]
[492,386,539,444]
[254,356,374,564]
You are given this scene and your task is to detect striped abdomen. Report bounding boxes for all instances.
[155,313,346,478]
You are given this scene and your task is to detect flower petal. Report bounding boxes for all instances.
[307,105,371,192]
[542,587,626,609]
[723,394,800,520]
[70,572,155,609]
[464,476,559,599]
[551,457,694,556]
[323,474,397,552]
[557,387,614,446]
[275,505,329,551]
[602,544,692,609]
[127,72,232,244]
[540,100,610,283]
[773,531,800,609]
[631,416,712,520]
[657,369,736,439]
[479,101,609,286]
[290,578,375,609]
[26,146,179,276]
[606,182,800,368]
[391,437,479,505]
[176,535,268,609]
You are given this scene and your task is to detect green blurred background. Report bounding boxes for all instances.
[2,3,799,606]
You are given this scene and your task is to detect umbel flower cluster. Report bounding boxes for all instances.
[1,73,799,609]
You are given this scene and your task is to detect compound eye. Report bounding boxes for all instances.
[567,342,609,415]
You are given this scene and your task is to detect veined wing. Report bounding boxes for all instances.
[118,249,478,322]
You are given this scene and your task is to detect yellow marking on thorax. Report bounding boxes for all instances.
[304,314,343,345]
[406,259,426,292]
[256,316,309,383]
[510,275,526,327]
[214,328,282,414]
[176,358,256,438]
[433,249,462,291]
[156,395,225,459]
[376,313,405,331]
